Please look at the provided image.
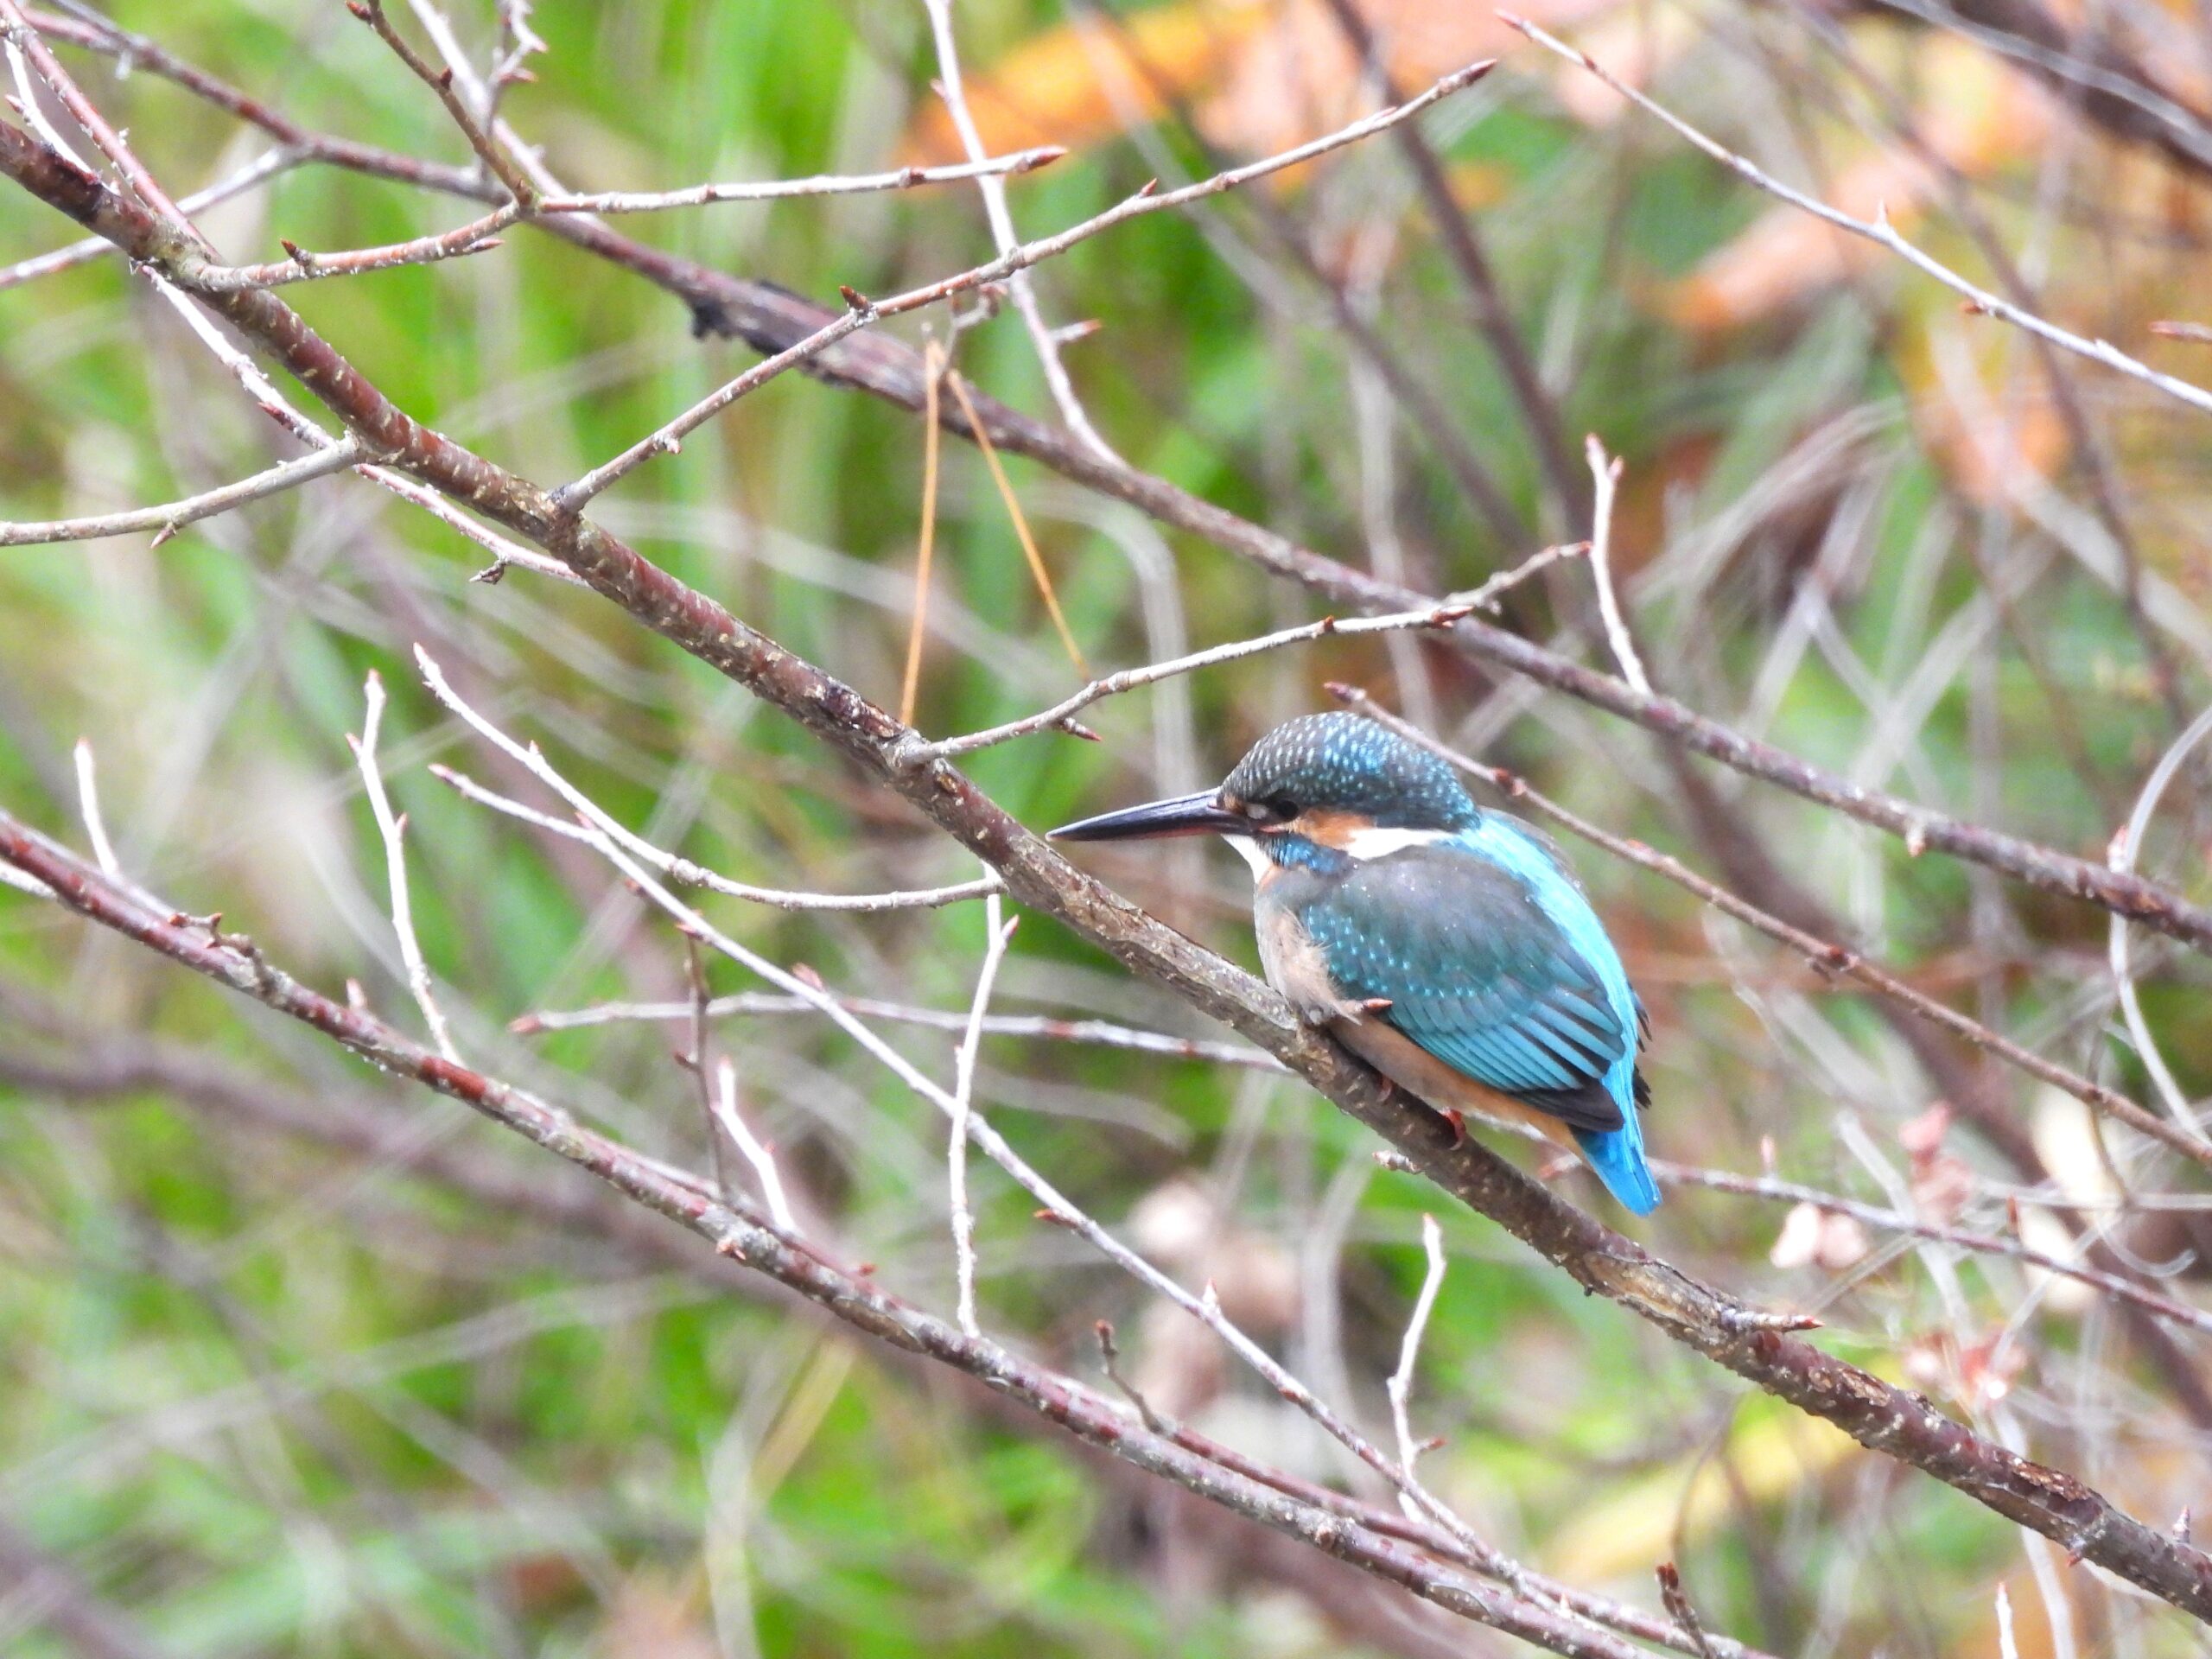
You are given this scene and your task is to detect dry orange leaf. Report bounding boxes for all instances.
[903,0,1622,167]
[904,0,1273,162]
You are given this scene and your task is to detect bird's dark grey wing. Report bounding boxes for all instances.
[1296,843,1631,1135]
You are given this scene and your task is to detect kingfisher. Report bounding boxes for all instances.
[1050,711,1659,1214]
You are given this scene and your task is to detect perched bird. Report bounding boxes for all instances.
[1050,712,1659,1214]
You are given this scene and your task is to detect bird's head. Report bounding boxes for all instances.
[1048,712,1478,868]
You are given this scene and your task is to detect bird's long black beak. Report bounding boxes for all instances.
[1047,789,1244,843]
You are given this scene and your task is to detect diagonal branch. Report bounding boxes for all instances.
[1500,12,2212,420]
[0,818,1654,1659]
[7,109,2212,1620]
[0,987,1764,1659]
[1327,687,2212,1174]
[33,3,2212,957]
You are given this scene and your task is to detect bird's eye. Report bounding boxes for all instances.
[1247,796,1296,823]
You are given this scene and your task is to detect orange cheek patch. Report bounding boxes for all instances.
[1290,809,1370,849]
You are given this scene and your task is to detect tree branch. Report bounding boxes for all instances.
[7,103,2211,1620]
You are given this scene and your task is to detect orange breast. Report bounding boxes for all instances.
[1331,1014,1582,1153]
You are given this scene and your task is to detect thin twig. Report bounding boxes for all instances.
[1095,1319,1168,1432]
[918,543,1579,757]
[509,990,1285,1069]
[922,601,1479,760]
[348,670,460,1062]
[683,935,728,1199]
[950,893,1015,1337]
[545,56,1499,508]
[713,1058,796,1233]
[196,206,515,290]
[1501,11,2212,420]
[1655,1565,1718,1659]
[2,442,362,545]
[2107,702,2212,1142]
[1384,1213,1447,1519]
[69,738,118,879]
[348,0,537,207]
[531,148,1065,214]
[1583,435,1648,693]
[1653,1160,2212,1337]
[427,760,1001,911]
[918,0,1119,463]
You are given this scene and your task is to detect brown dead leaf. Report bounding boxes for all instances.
[903,0,1618,168]
[904,0,1272,163]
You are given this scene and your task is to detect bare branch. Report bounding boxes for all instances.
[543,55,1499,508]
[0,983,1767,1659]
[10,105,2211,1615]
[1,0,189,219]
[1501,11,2212,420]
[425,758,1001,911]
[921,600,1481,760]
[950,894,1016,1337]
[510,990,1286,1069]
[1582,436,1648,693]
[2107,702,2212,1143]
[1385,1213,1447,1517]
[22,9,2212,958]
[348,0,537,207]
[2,442,362,545]
[918,0,1116,462]
[69,738,117,879]
[348,670,460,1063]
[1331,689,2212,1175]
[712,1057,796,1234]
[533,148,1065,214]
[0,818,1648,1659]
[0,143,295,292]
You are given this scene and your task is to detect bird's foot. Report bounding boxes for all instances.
[1438,1106,1467,1146]
[1295,995,1392,1029]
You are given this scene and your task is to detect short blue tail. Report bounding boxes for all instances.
[1573,1122,1662,1216]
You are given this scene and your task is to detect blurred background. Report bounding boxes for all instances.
[3,0,2212,1653]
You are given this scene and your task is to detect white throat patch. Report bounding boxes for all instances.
[1224,834,1270,880]
[1340,827,1450,861]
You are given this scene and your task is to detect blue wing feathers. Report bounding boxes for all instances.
[1297,816,1659,1214]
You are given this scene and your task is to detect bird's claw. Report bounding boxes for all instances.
[1297,995,1391,1029]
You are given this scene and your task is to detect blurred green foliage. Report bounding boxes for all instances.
[3,0,2210,1655]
